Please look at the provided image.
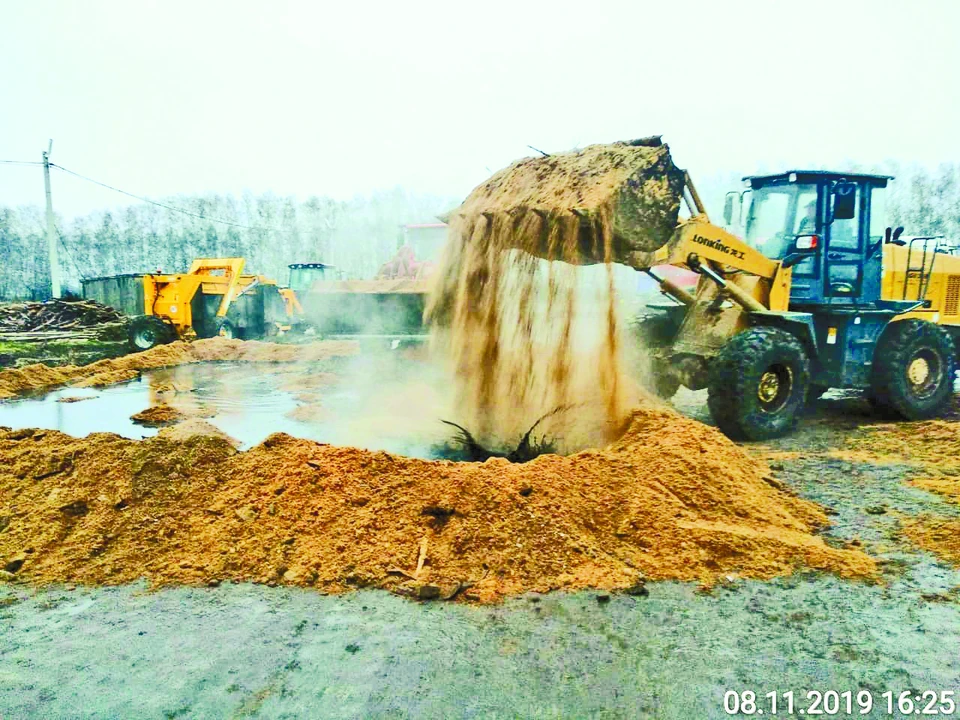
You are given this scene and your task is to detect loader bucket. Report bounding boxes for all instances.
[446,139,685,268]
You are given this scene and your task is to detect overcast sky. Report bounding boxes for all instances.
[1,0,958,218]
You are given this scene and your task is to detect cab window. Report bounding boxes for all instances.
[743,182,819,275]
[792,189,818,235]
[829,185,861,251]
[744,183,819,257]
[869,186,887,244]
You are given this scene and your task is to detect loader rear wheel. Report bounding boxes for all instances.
[870,319,956,420]
[216,319,239,340]
[128,316,175,351]
[707,327,811,440]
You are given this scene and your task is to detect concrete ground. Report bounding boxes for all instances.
[3,392,960,719]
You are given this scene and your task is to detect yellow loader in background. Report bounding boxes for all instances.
[82,258,304,350]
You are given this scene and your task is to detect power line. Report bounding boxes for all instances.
[49,163,286,233]
[0,159,43,166]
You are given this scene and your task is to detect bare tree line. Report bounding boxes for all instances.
[0,188,456,300]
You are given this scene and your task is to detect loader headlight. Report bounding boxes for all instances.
[795,234,819,250]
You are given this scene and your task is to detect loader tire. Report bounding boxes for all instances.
[707,327,810,441]
[870,319,956,420]
[128,316,175,351]
[216,319,239,340]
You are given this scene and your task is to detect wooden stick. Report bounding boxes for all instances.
[415,535,429,577]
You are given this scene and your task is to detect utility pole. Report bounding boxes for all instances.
[43,139,61,299]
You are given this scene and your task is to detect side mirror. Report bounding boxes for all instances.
[722,192,740,227]
[832,182,857,220]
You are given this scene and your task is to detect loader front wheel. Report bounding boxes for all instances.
[128,316,175,351]
[707,327,811,440]
[870,319,956,420]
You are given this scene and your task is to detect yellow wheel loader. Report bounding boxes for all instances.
[457,139,960,440]
[82,258,304,350]
[635,168,960,439]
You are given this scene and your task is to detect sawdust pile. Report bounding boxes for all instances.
[0,338,358,400]
[838,421,960,568]
[130,404,186,428]
[426,140,684,451]
[0,408,874,601]
[901,517,960,567]
[844,420,960,469]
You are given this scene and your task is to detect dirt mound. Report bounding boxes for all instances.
[846,420,960,468]
[155,419,240,446]
[0,338,358,400]
[837,421,960,568]
[0,407,874,601]
[131,404,186,428]
[901,517,960,567]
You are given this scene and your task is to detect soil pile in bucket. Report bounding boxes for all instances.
[426,139,684,453]
[0,407,874,602]
[0,338,358,400]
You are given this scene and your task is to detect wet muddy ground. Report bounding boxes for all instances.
[3,389,960,718]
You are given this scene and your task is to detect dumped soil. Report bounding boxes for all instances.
[130,404,186,428]
[824,420,960,568]
[901,517,960,566]
[0,407,874,602]
[426,141,684,451]
[845,420,960,469]
[0,337,358,400]
[910,475,960,501]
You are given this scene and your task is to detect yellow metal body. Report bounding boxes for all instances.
[645,220,960,363]
[881,243,960,326]
[142,258,298,338]
[644,218,792,359]
[655,219,793,311]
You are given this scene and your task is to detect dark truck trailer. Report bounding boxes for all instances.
[80,274,145,318]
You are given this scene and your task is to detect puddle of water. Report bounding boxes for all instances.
[0,360,452,459]
[0,383,157,441]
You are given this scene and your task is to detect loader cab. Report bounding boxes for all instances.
[287,263,331,293]
[739,170,891,308]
